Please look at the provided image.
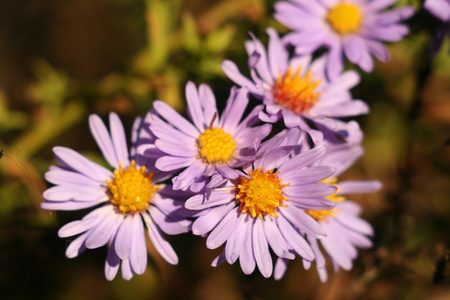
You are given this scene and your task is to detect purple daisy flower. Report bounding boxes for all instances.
[222,28,368,139]
[274,0,415,78]
[274,144,381,281]
[185,129,338,278]
[41,113,192,280]
[140,82,272,192]
[425,0,450,21]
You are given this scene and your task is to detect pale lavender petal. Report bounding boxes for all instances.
[41,198,107,211]
[45,168,100,187]
[278,146,326,174]
[186,189,234,210]
[65,231,89,258]
[43,185,106,202]
[153,101,199,137]
[53,147,113,182]
[109,112,129,168]
[58,205,111,237]
[327,36,344,80]
[276,216,315,260]
[121,258,134,280]
[148,205,190,235]
[172,159,207,190]
[288,197,336,210]
[115,215,134,260]
[267,28,288,78]
[89,114,118,168]
[280,205,326,238]
[186,81,207,130]
[199,83,218,124]
[155,156,194,171]
[150,124,196,144]
[263,216,295,259]
[191,202,236,236]
[221,60,260,95]
[211,252,227,267]
[280,166,336,184]
[130,214,147,275]
[239,221,256,275]
[274,258,289,280]
[245,33,273,85]
[337,180,382,195]
[253,219,273,278]
[216,165,240,180]
[336,211,374,236]
[316,100,369,117]
[225,213,248,264]
[284,182,337,199]
[143,213,178,264]
[85,212,123,249]
[105,241,120,280]
[155,140,197,157]
[220,87,249,133]
[206,208,241,249]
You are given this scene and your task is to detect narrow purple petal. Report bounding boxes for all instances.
[225,213,248,264]
[115,215,134,260]
[221,60,260,95]
[65,231,89,258]
[109,112,129,168]
[130,214,147,275]
[143,213,178,264]
[53,146,113,182]
[206,207,241,249]
[105,240,120,280]
[191,202,236,236]
[279,206,326,238]
[263,216,295,259]
[85,212,123,249]
[89,114,118,168]
[253,219,273,278]
[172,159,207,190]
[337,180,382,195]
[155,156,194,172]
[153,101,199,137]
[239,221,256,275]
[276,216,315,260]
[186,81,207,130]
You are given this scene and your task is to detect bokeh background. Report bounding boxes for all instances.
[0,0,450,299]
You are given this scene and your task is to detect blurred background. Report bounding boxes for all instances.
[0,0,449,299]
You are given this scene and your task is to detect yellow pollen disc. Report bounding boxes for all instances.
[305,178,344,221]
[236,168,289,219]
[327,2,363,34]
[273,67,321,115]
[106,160,161,214]
[197,128,236,164]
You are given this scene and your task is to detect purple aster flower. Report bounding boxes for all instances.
[41,113,192,281]
[185,129,338,278]
[140,82,272,192]
[274,0,415,78]
[274,143,381,281]
[425,0,450,21]
[222,28,368,139]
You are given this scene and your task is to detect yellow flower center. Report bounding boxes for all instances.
[106,160,160,214]
[327,2,363,34]
[273,67,321,115]
[305,178,344,221]
[236,168,289,219]
[197,128,236,164]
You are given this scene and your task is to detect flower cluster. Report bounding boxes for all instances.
[41,0,421,283]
